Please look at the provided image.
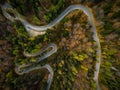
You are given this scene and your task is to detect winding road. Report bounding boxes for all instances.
[1,2,101,90]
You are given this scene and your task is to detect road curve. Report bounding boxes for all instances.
[1,3,101,90]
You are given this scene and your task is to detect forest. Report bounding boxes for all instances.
[0,0,120,90]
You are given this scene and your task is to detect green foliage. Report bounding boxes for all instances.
[103,4,112,15]
[13,21,28,38]
[61,29,69,37]
[81,20,88,28]
[107,49,117,55]
[102,47,117,60]
[25,43,42,54]
[100,61,120,89]
[71,66,78,75]
[44,0,69,22]
[32,15,41,25]
[100,21,114,36]
[72,52,89,62]
[44,14,50,21]
[81,65,88,71]
[111,10,120,19]
[6,71,14,81]
[90,80,96,90]
[51,49,81,90]
[12,48,19,55]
